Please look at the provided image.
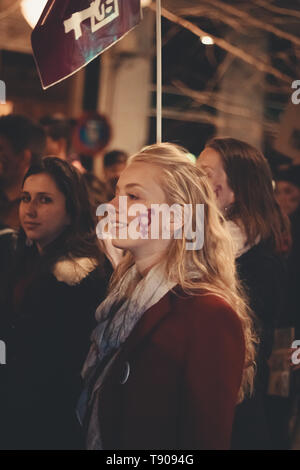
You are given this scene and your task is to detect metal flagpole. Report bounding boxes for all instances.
[156,0,162,143]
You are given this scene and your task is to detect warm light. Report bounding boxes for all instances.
[21,0,48,29]
[0,101,14,116]
[186,153,196,164]
[141,0,152,7]
[201,36,214,46]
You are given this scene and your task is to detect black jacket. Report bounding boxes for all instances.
[0,224,16,288]
[237,241,286,374]
[0,254,112,450]
[285,208,300,335]
[231,241,286,450]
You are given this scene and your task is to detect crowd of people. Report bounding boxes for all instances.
[0,113,299,450]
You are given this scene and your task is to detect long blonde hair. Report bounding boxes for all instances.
[110,142,257,402]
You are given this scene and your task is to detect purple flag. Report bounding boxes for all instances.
[31,0,142,89]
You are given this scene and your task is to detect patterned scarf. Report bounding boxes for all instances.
[82,262,176,380]
[77,262,176,449]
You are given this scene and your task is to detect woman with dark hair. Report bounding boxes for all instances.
[198,137,289,449]
[0,157,112,450]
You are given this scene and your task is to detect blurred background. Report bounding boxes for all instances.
[0,0,299,175]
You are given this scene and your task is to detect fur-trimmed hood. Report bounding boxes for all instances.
[52,257,98,286]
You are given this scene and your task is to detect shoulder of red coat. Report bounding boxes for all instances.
[170,288,242,328]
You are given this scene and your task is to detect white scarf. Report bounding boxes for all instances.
[226,220,260,258]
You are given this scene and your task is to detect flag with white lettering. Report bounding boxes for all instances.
[31,0,142,89]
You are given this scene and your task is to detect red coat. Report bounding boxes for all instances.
[96,290,245,450]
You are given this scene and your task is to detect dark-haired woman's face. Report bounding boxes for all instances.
[198,147,235,212]
[19,173,70,251]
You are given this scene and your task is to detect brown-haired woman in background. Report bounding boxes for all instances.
[198,137,289,450]
[0,157,112,449]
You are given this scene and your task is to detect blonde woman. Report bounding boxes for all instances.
[78,143,256,450]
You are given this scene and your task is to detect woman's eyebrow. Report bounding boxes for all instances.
[21,191,54,196]
[116,183,146,191]
[116,183,147,191]
[124,183,145,190]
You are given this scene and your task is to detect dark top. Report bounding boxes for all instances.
[0,251,112,450]
[0,189,20,230]
[285,208,300,336]
[231,241,286,450]
[237,241,286,382]
[0,224,16,285]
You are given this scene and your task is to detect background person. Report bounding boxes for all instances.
[198,137,289,449]
[275,167,300,449]
[275,167,300,335]
[0,157,112,450]
[40,115,111,210]
[0,114,46,230]
[40,115,87,173]
[103,149,128,200]
[40,115,73,161]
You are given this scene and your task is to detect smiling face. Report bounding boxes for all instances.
[109,162,171,258]
[19,173,71,251]
[198,147,235,212]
